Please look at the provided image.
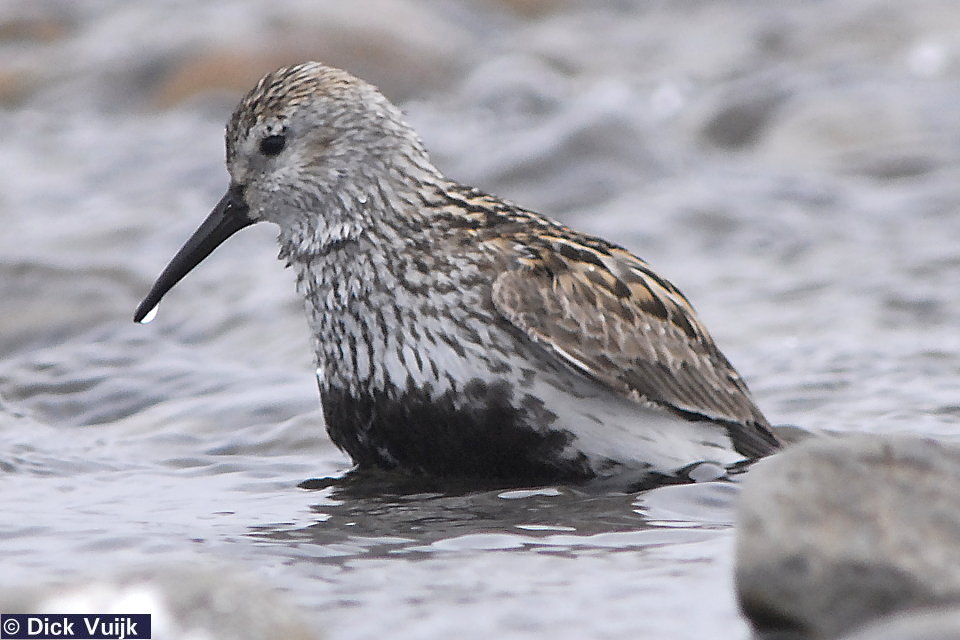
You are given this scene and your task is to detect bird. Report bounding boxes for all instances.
[134,62,781,488]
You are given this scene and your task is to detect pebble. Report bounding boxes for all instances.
[837,606,960,640]
[0,564,320,640]
[735,433,960,639]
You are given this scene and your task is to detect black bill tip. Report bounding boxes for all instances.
[134,185,254,323]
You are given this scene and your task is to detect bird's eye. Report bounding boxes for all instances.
[259,134,286,156]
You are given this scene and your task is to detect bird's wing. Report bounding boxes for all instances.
[489,232,779,457]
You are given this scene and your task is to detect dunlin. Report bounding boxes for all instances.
[135,62,781,486]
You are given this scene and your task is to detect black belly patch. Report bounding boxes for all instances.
[321,379,593,483]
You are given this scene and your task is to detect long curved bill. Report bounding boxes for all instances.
[133,185,255,323]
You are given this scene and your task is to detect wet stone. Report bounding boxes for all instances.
[836,606,960,640]
[0,564,320,640]
[735,434,960,640]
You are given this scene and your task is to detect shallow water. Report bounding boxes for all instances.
[1,1,959,638]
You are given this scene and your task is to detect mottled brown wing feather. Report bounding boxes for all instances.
[490,233,780,457]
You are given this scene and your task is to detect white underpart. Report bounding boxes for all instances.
[529,373,745,473]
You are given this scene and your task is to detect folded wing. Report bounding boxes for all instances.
[490,232,780,458]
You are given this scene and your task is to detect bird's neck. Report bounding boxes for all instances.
[279,162,445,340]
[275,156,445,265]
[282,173,509,401]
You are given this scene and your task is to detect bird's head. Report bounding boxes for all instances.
[134,62,434,323]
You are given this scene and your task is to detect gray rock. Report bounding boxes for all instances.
[837,606,960,640]
[735,434,960,640]
[0,564,320,640]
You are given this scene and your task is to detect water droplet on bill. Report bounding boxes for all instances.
[138,305,159,324]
